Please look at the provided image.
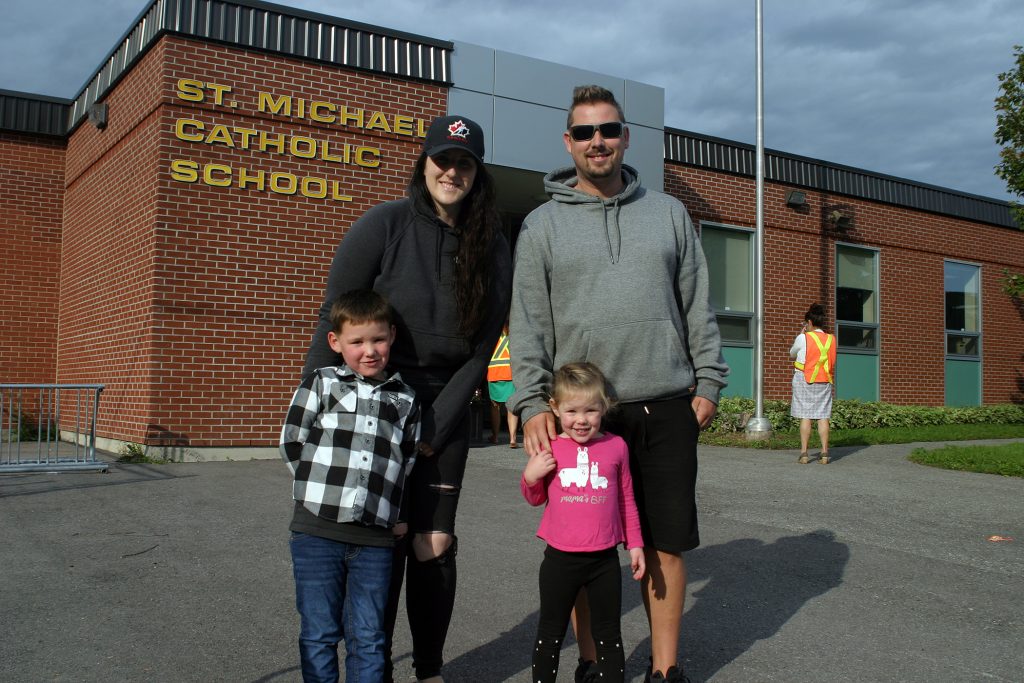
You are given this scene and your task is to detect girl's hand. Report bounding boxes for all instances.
[392,522,408,538]
[416,441,434,457]
[629,547,646,580]
[523,451,556,486]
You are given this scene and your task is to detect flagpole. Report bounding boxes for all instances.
[745,0,772,440]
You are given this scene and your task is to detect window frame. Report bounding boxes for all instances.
[943,259,982,361]
[834,242,880,355]
[700,222,755,347]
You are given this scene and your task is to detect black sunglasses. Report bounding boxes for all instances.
[568,121,624,142]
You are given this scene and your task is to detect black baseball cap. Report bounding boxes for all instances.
[422,115,485,164]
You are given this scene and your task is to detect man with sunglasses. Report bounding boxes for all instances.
[510,85,728,683]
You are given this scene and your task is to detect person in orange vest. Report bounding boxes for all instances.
[789,303,837,464]
[488,323,520,447]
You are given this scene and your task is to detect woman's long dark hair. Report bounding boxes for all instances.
[408,152,501,335]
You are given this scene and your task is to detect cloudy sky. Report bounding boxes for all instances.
[2,0,1020,201]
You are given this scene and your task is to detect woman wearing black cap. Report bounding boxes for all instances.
[301,115,512,682]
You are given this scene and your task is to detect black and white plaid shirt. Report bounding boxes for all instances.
[280,365,420,528]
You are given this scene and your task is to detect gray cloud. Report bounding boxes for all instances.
[2,0,1019,199]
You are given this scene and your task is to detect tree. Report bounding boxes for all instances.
[995,45,1024,228]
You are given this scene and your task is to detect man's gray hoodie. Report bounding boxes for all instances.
[508,165,728,425]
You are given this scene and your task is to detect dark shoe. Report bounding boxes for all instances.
[574,658,595,683]
[797,452,810,464]
[819,453,830,464]
[647,665,692,683]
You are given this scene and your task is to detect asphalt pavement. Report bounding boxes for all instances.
[1,438,1022,682]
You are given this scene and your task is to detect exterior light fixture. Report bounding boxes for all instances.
[827,209,852,230]
[88,103,108,130]
[785,190,806,208]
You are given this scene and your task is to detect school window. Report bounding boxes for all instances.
[701,224,753,344]
[835,244,879,351]
[944,261,981,357]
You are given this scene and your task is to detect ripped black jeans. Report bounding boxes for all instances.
[384,408,470,681]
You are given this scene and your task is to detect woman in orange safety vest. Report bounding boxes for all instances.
[487,323,520,447]
[789,303,837,464]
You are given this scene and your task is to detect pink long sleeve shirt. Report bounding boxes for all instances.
[521,432,644,552]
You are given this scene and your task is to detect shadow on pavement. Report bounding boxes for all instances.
[445,530,848,680]
[0,463,190,498]
[676,530,849,681]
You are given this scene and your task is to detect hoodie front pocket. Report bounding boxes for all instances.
[580,319,694,400]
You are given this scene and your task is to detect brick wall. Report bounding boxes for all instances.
[58,35,446,449]
[665,163,1024,405]
[0,132,65,384]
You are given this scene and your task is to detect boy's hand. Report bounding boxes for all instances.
[416,441,434,458]
[629,547,646,580]
[523,450,556,486]
[392,522,408,538]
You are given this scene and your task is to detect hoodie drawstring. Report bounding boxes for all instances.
[605,198,622,264]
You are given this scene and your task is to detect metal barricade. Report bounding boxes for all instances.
[0,384,107,473]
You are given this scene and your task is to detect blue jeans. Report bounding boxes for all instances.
[290,532,393,683]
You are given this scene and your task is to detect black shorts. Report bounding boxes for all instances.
[604,396,700,554]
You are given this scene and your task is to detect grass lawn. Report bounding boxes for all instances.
[700,422,1024,449]
[700,422,1024,477]
[909,442,1024,478]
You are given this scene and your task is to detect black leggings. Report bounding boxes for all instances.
[383,407,470,682]
[533,546,625,683]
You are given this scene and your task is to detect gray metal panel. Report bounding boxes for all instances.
[493,50,623,112]
[624,80,663,129]
[627,125,664,191]
[451,42,494,94]
[489,98,568,174]
[664,128,1016,229]
[447,89,495,164]
[0,91,71,137]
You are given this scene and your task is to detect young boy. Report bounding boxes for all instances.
[280,289,420,682]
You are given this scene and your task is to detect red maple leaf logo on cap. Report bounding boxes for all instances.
[447,120,470,139]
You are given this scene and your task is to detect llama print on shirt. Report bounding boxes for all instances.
[557,446,606,490]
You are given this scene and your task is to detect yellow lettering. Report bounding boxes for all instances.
[309,101,337,123]
[235,128,258,149]
[393,115,414,136]
[338,106,364,128]
[207,83,232,106]
[417,118,429,138]
[331,181,354,202]
[270,173,298,195]
[237,167,265,191]
[258,92,291,116]
[169,159,199,182]
[174,118,204,142]
[365,111,392,133]
[355,146,381,168]
[176,79,206,102]
[260,131,286,154]
[206,124,235,147]
[290,136,317,159]
[203,164,232,187]
[301,177,327,199]
[320,140,344,164]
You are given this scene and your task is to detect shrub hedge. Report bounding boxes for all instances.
[708,397,1024,434]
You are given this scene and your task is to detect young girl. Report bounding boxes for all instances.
[521,362,645,683]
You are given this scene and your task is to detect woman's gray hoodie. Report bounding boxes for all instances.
[508,165,728,425]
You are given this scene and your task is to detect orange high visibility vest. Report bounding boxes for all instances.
[487,334,512,381]
[794,331,836,384]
